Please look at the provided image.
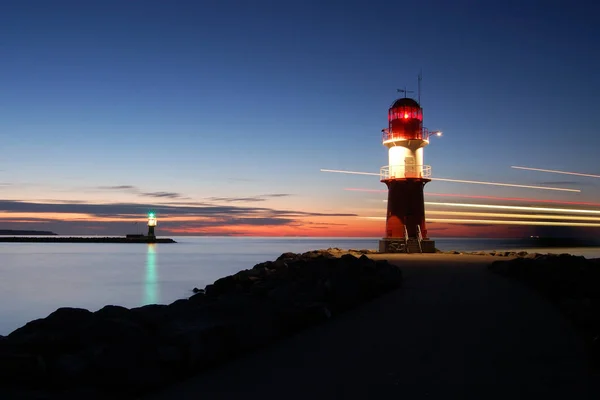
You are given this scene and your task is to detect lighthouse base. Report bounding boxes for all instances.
[379,238,436,254]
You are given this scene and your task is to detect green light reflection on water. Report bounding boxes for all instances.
[144,244,159,305]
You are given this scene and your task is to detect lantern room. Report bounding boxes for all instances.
[386,97,423,141]
[147,211,157,238]
[148,212,157,227]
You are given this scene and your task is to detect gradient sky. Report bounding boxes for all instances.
[1,0,599,237]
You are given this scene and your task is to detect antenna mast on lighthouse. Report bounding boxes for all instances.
[418,71,422,104]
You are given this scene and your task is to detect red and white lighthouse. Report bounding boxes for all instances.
[378,92,440,253]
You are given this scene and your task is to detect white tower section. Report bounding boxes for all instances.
[384,138,430,179]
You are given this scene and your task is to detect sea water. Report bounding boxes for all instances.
[1,236,599,335]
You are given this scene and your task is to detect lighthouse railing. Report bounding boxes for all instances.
[380,165,431,180]
[416,225,423,253]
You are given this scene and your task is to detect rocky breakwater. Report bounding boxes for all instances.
[0,249,400,397]
[488,253,600,368]
[437,249,530,257]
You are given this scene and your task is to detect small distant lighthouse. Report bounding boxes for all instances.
[147,212,157,238]
[378,86,440,253]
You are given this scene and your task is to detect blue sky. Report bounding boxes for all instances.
[1,0,599,236]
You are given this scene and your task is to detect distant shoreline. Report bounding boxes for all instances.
[0,229,57,236]
[0,236,176,243]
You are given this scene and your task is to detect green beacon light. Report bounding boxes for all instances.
[147,212,157,237]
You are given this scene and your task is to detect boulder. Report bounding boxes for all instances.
[94,305,130,320]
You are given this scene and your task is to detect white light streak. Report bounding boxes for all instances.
[427,219,600,227]
[511,166,600,178]
[320,169,580,192]
[320,169,379,176]
[426,211,600,221]
[429,178,580,192]
[359,216,600,227]
[425,202,600,215]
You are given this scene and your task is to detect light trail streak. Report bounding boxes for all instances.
[321,169,580,192]
[424,202,600,215]
[359,216,600,227]
[429,177,579,192]
[347,189,600,207]
[511,166,600,178]
[425,211,600,221]
[427,219,600,227]
[320,169,379,176]
[425,193,600,207]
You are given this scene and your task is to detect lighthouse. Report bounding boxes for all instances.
[147,212,157,239]
[378,91,440,253]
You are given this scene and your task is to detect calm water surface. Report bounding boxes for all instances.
[1,236,599,335]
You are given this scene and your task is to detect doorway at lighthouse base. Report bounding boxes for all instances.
[378,238,436,253]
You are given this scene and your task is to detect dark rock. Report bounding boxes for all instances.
[9,308,94,340]
[50,353,90,386]
[156,344,184,368]
[94,305,130,320]
[6,308,97,356]
[169,298,190,309]
[0,353,47,387]
[211,275,238,296]
[79,317,151,347]
[188,290,208,304]
[129,304,169,330]
[276,252,298,262]
[87,343,165,392]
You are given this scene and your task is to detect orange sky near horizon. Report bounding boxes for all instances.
[1,177,598,238]
[0,207,528,238]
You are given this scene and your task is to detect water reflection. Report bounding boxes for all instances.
[144,244,159,304]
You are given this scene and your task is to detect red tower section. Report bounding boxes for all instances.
[379,97,437,253]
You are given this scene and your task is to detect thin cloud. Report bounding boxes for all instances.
[206,194,292,203]
[304,221,348,226]
[98,185,138,190]
[207,197,266,203]
[159,217,295,228]
[97,185,187,199]
[142,191,185,199]
[0,200,356,219]
[39,199,89,204]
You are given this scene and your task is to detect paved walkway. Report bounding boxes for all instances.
[149,254,599,400]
